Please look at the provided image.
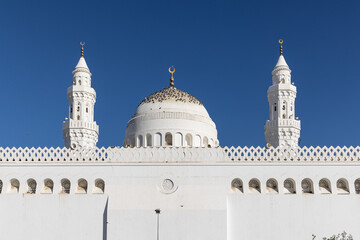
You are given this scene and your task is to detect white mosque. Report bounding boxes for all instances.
[0,41,359,240]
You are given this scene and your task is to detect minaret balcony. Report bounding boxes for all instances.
[62,119,99,133]
[265,119,301,129]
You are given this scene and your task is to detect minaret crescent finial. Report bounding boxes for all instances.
[80,41,85,57]
[279,39,283,55]
[169,66,175,87]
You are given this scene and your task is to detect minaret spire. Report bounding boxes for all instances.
[62,42,99,149]
[80,41,85,57]
[264,40,301,148]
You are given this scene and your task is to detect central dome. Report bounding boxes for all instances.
[124,83,218,148]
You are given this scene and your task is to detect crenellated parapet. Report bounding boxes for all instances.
[0,146,359,163]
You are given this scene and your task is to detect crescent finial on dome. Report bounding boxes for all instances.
[169,66,175,87]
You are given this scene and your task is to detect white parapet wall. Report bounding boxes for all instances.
[0,146,359,163]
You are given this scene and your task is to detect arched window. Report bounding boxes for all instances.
[249,178,261,193]
[27,179,37,194]
[282,105,285,110]
[77,105,80,112]
[86,107,89,113]
[284,178,296,194]
[146,134,152,147]
[130,136,135,147]
[301,178,313,194]
[77,179,87,194]
[203,137,209,147]
[185,134,192,147]
[355,179,360,194]
[94,179,105,194]
[61,179,71,194]
[319,178,331,194]
[337,178,349,194]
[77,115,80,120]
[10,178,20,193]
[231,178,243,193]
[165,133,172,146]
[78,80,81,85]
[174,133,183,147]
[0,180,3,194]
[154,133,162,147]
[274,103,277,112]
[137,135,143,147]
[266,178,278,193]
[43,178,54,194]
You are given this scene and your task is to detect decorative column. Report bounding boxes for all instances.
[265,40,301,148]
[62,42,99,149]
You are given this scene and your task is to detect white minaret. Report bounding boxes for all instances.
[62,42,99,149]
[265,40,301,148]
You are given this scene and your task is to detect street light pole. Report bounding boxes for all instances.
[155,209,161,240]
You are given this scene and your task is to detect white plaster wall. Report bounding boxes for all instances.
[228,195,360,240]
[0,194,107,240]
[0,161,359,240]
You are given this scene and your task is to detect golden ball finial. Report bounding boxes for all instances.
[169,66,175,87]
[80,41,85,57]
[279,39,283,55]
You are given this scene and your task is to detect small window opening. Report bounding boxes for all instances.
[301,179,313,194]
[282,105,285,110]
[284,179,296,194]
[146,134,152,147]
[0,180,3,194]
[165,133,173,146]
[77,106,80,112]
[10,179,20,193]
[337,179,349,194]
[43,179,54,193]
[78,80,81,85]
[94,179,105,194]
[355,179,360,194]
[266,179,278,193]
[77,179,88,194]
[249,179,261,193]
[282,114,286,119]
[61,179,71,194]
[77,115,80,120]
[231,178,243,193]
[319,179,331,194]
[86,108,88,113]
[27,179,37,194]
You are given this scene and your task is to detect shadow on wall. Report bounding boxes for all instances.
[103,197,108,240]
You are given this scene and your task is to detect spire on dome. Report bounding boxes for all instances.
[279,39,283,55]
[169,66,175,87]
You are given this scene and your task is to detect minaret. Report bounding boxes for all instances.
[265,40,301,148]
[62,42,99,149]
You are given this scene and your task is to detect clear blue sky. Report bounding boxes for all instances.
[0,0,359,148]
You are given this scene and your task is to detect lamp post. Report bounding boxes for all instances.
[155,209,161,240]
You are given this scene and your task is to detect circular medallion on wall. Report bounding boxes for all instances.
[158,175,178,194]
